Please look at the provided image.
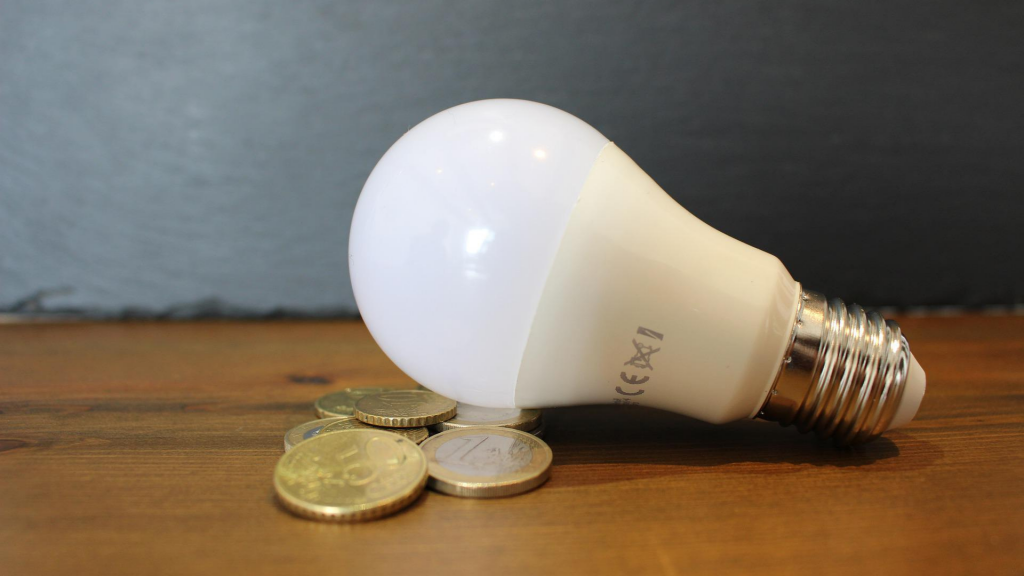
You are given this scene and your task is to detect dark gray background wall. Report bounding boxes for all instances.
[2,0,1022,317]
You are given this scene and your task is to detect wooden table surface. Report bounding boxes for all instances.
[1,316,1022,575]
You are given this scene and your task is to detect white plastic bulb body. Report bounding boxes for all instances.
[349,99,926,443]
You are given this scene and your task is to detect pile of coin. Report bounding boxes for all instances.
[274,387,551,522]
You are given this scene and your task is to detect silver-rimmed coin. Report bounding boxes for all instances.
[419,427,552,498]
[284,417,350,451]
[431,403,542,433]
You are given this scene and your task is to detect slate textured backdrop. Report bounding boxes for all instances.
[2,0,1021,316]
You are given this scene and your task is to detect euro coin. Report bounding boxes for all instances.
[419,427,552,498]
[355,390,457,428]
[314,387,389,418]
[284,417,349,451]
[321,416,428,444]
[431,403,542,433]
[274,429,427,522]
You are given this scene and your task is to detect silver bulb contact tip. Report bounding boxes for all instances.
[758,290,922,445]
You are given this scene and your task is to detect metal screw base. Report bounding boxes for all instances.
[758,290,912,445]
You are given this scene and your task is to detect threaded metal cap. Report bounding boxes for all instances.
[759,290,913,445]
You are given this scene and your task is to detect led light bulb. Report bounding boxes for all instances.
[349,99,926,444]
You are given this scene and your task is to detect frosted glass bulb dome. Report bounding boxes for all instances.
[349,99,926,444]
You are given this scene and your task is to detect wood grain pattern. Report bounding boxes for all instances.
[1,317,1021,575]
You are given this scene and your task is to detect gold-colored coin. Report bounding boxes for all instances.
[431,403,542,433]
[528,422,545,438]
[419,427,552,498]
[274,429,427,522]
[314,387,389,418]
[284,417,350,451]
[321,416,428,444]
[354,390,457,428]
